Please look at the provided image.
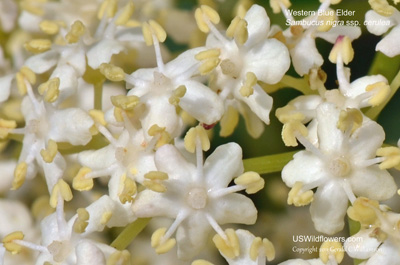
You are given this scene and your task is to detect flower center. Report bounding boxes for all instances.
[328,157,351,178]
[186,187,208,210]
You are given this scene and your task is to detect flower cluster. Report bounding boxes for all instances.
[0,0,399,264]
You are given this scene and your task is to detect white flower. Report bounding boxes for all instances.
[203,4,290,136]
[365,9,400,57]
[126,47,224,139]
[132,142,258,260]
[279,258,326,265]
[282,102,396,234]
[0,0,18,32]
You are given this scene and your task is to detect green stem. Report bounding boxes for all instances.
[365,69,400,120]
[94,81,103,110]
[243,150,297,174]
[111,218,151,250]
[280,75,315,95]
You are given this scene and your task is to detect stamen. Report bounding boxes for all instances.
[40,139,58,163]
[39,20,61,35]
[341,179,356,203]
[319,240,344,264]
[72,167,94,191]
[12,240,48,253]
[2,231,25,254]
[287,182,314,206]
[38,78,60,103]
[0,119,17,140]
[115,1,135,26]
[12,162,27,190]
[151,228,177,254]
[50,179,73,208]
[65,21,86,44]
[365,81,390,107]
[162,211,189,243]
[97,0,118,20]
[353,157,385,168]
[281,121,308,147]
[250,237,275,262]
[107,250,131,265]
[337,108,363,135]
[240,72,257,97]
[118,174,137,203]
[24,39,52,54]
[212,229,240,259]
[73,208,90,234]
[369,0,396,17]
[100,63,126,82]
[220,106,239,137]
[184,125,210,153]
[206,213,227,241]
[97,124,118,146]
[376,146,400,169]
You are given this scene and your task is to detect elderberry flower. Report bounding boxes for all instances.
[133,142,261,259]
[197,4,290,137]
[0,0,18,32]
[282,102,396,234]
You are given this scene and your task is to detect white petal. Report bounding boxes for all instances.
[49,108,94,145]
[179,80,223,125]
[0,0,18,32]
[349,165,396,200]
[0,74,13,102]
[0,160,16,192]
[18,11,41,32]
[204,142,243,190]
[239,84,273,124]
[25,50,59,74]
[316,103,344,153]
[176,212,211,260]
[62,47,86,76]
[132,190,180,219]
[376,26,400,57]
[244,4,270,47]
[366,241,400,265]
[344,228,380,259]
[40,152,66,192]
[289,95,323,122]
[365,10,394,36]
[290,34,323,76]
[165,47,204,78]
[78,145,116,170]
[210,193,257,225]
[348,118,385,161]
[316,26,361,43]
[245,38,290,84]
[0,199,33,235]
[50,64,78,103]
[155,144,196,181]
[87,39,125,69]
[76,241,106,265]
[279,259,324,265]
[282,151,327,187]
[310,180,348,235]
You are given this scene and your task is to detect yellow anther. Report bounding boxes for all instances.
[281,121,308,147]
[234,0,253,18]
[97,0,117,20]
[250,237,275,261]
[199,58,220,75]
[148,124,172,148]
[290,25,304,37]
[12,162,27,190]
[72,167,94,191]
[319,241,344,264]
[329,36,354,65]
[20,66,36,85]
[16,73,27,95]
[337,108,363,134]
[144,171,169,181]
[115,1,135,26]
[195,5,220,33]
[377,146,400,169]
[107,250,131,265]
[369,0,396,17]
[40,20,60,35]
[73,208,90,234]
[31,195,54,220]
[220,106,239,137]
[287,182,314,207]
[263,238,275,261]
[40,139,58,163]
[235,171,265,194]
[100,211,113,225]
[309,68,327,91]
[114,107,124,122]
[317,10,337,32]
[240,72,257,97]
[50,179,73,208]
[184,125,210,153]
[347,197,379,226]
[169,85,187,106]
[3,231,24,254]
[119,175,137,204]
[0,119,17,139]
[38,77,60,103]
[195,49,220,61]
[366,81,390,107]
[99,63,125,81]
[275,105,305,124]
[111,95,140,111]
[141,20,167,46]
[130,167,138,175]
[149,20,167,43]
[24,39,52,54]
[192,260,215,265]
[142,180,167,193]
[369,227,388,242]
[321,0,342,4]
[213,229,240,259]
[151,227,176,254]
[66,20,86,44]
[20,1,44,16]
[89,109,107,126]
[270,0,291,14]
[226,16,241,38]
